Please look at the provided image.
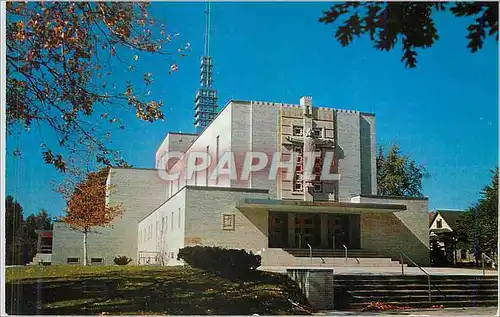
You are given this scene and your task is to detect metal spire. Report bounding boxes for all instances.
[204,1,211,57]
[194,1,218,133]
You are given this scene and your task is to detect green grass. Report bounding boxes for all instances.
[6,265,312,315]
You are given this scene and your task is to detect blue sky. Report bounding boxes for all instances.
[6,2,498,218]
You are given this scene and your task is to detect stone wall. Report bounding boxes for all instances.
[287,268,334,310]
[353,195,430,266]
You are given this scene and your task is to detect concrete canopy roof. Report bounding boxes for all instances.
[236,199,406,213]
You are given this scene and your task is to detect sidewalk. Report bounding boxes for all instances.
[320,307,498,316]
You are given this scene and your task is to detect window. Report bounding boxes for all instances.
[222,214,235,231]
[194,164,198,185]
[436,219,442,229]
[206,146,210,186]
[171,212,174,231]
[156,221,159,236]
[171,252,175,259]
[312,127,323,138]
[165,215,168,233]
[293,173,303,192]
[91,258,103,264]
[67,257,80,264]
[216,136,219,184]
[293,125,303,136]
[178,208,181,229]
[461,250,467,260]
[162,217,165,232]
[313,182,323,193]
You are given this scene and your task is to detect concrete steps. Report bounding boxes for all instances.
[284,248,382,258]
[282,248,405,267]
[333,275,498,310]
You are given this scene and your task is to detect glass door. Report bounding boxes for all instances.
[269,212,287,248]
[327,215,349,249]
[294,214,317,248]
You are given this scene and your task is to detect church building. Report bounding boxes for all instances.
[51,5,429,267]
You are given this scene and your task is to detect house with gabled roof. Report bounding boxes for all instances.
[429,209,474,264]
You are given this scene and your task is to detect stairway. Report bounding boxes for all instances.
[333,275,498,310]
[283,248,404,267]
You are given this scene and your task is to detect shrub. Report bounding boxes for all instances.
[114,255,132,265]
[178,246,261,279]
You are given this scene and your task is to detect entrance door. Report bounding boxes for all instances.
[269,212,288,248]
[327,215,349,249]
[327,214,361,249]
[294,214,320,248]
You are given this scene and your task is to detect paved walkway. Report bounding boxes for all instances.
[260,266,498,276]
[320,307,498,316]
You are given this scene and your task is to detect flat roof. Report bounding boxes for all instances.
[236,198,406,213]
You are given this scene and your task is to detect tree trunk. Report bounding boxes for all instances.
[83,229,88,266]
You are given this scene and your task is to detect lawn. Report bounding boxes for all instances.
[5,265,312,315]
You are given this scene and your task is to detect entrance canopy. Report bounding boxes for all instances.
[236,198,406,213]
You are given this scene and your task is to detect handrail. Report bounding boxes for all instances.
[333,236,348,263]
[400,252,447,302]
[482,253,497,276]
[307,243,312,264]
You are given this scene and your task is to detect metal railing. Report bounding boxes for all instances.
[481,253,497,276]
[333,236,348,263]
[400,252,447,303]
[307,243,312,264]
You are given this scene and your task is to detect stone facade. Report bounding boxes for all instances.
[52,168,166,265]
[52,95,430,267]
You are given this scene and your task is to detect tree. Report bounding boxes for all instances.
[5,196,24,265]
[456,168,498,263]
[319,2,498,68]
[7,2,187,172]
[376,144,427,197]
[59,167,123,265]
[23,209,52,261]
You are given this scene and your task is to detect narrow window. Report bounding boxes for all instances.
[67,257,80,264]
[206,145,210,186]
[194,166,198,186]
[461,250,467,260]
[436,219,442,229]
[171,212,174,231]
[216,136,219,184]
[294,145,303,192]
[178,208,181,228]
[162,217,165,232]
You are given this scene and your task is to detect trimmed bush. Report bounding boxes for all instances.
[178,246,261,279]
[114,256,132,265]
